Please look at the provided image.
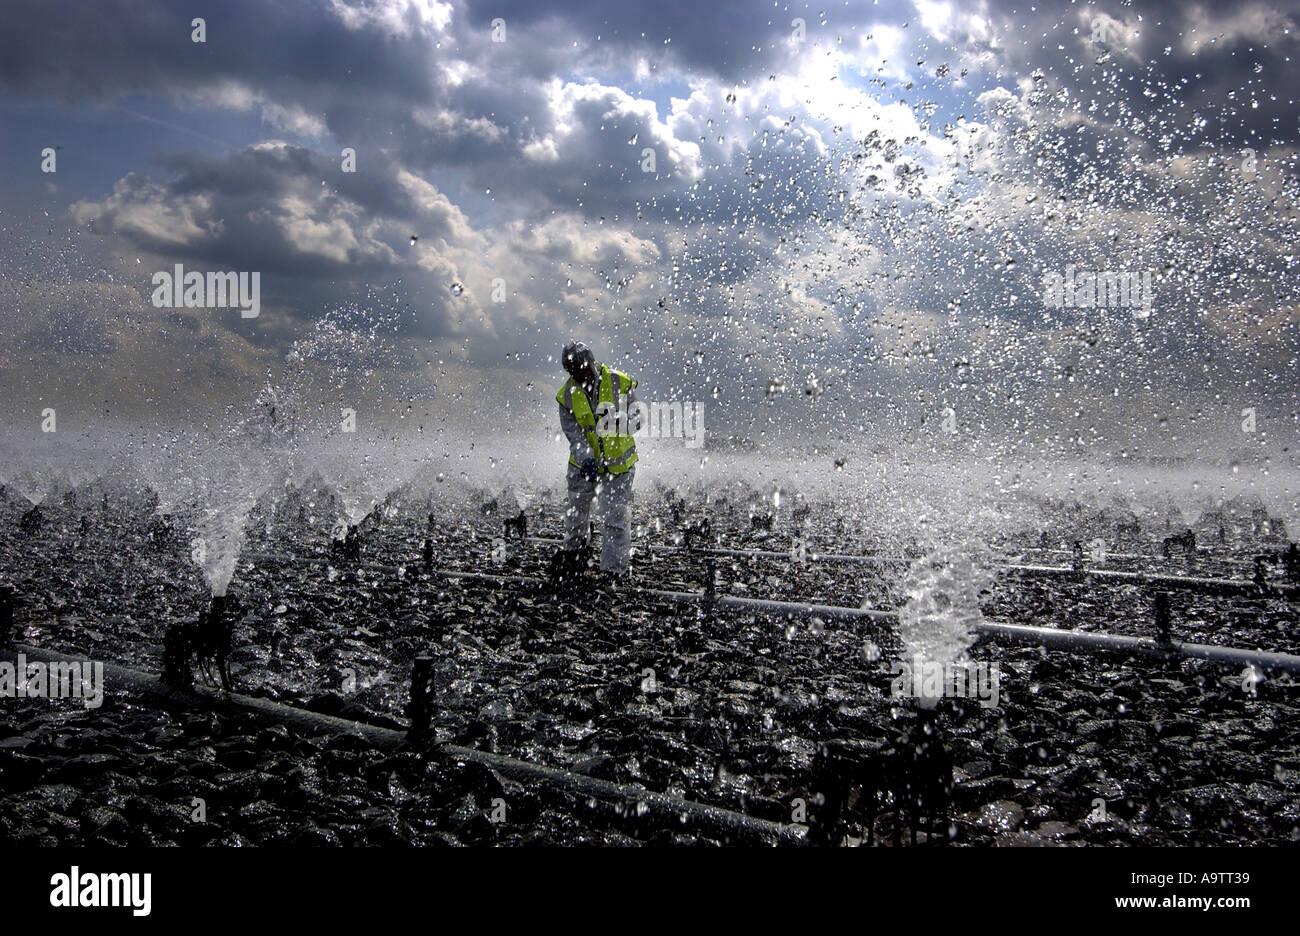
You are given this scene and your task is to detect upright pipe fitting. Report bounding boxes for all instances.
[1284,543,1300,583]
[1153,591,1173,645]
[0,585,15,647]
[407,655,436,747]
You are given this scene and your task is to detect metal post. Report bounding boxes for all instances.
[407,654,436,747]
[1254,555,1270,589]
[162,622,191,689]
[0,585,14,646]
[1153,591,1172,645]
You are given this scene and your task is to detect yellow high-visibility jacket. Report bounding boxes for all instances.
[556,364,639,474]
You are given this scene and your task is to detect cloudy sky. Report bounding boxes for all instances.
[1,0,1298,465]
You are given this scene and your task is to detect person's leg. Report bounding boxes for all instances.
[597,467,635,574]
[563,462,595,550]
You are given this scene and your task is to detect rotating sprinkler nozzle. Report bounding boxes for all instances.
[1162,528,1196,558]
[683,516,712,551]
[163,593,234,692]
[809,722,952,847]
[504,510,527,542]
[330,524,362,564]
[19,505,42,534]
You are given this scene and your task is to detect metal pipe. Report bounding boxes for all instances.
[407,654,435,746]
[1,643,804,845]
[1025,546,1254,567]
[521,536,1290,593]
[642,587,900,624]
[658,544,915,565]
[245,552,898,620]
[526,536,915,565]
[1002,563,1295,598]
[241,551,1300,673]
[970,621,1300,675]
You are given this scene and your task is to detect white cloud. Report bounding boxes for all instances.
[70,177,215,247]
[329,0,452,37]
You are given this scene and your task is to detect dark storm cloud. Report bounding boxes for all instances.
[459,0,919,80]
[70,143,475,277]
[155,145,462,234]
[0,0,751,220]
[61,140,493,349]
[1,0,1297,451]
[0,0,437,104]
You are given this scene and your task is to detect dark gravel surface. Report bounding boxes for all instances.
[1,481,1298,845]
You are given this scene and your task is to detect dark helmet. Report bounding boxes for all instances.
[562,339,596,377]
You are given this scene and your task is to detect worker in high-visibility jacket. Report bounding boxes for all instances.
[556,339,641,581]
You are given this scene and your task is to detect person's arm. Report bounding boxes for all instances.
[559,400,590,462]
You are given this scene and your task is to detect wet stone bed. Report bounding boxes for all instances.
[1,490,1299,845]
[0,702,700,845]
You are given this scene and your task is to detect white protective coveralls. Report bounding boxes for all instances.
[558,379,641,574]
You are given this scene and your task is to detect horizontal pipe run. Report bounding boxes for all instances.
[1,643,804,845]
[1002,563,1296,598]
[243,550,1300,674]
[526,535,914,565]
[522,537,1291,594]
[970,621,1300,675]
[1024,546,1255,567]
[643,587,900,624]
[244,552,900,622]
[658,544,914,565]
[244,551,533,586]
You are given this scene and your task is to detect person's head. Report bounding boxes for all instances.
[562,340,599,384]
